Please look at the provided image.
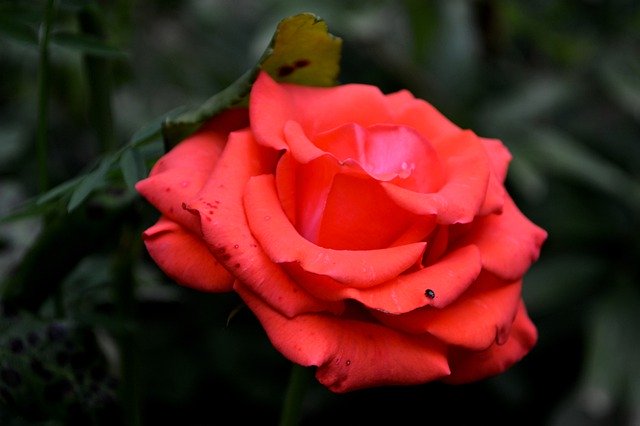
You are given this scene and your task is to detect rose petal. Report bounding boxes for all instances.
[382,130,491,224]
[351,244,482,313]
[311,123,444,192]
[136,108,248,231]
[317,173,419,250]
[376,273,523,350]
[136,130,229,233]
[386,90,461,142]
[455,195,548,280]
[478,138,511,216]
[243,174,426,287]
[250,72,394,150]
[136,168,208,233]
[236,282,451,393]
[481,138,511,184]
[444,301,538,384]
[186,130,342,317]
[282,244,481,313]
[142,216,233,292]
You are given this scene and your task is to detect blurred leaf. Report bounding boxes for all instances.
[36,177,84,206]
[526,127,640,211]
[1,205,126,312]
[67,154,116,212]
[162,12,342,147]
[551,283,640,426]
[478,76,575,132]
[119,148,146,191]
[600,51,640,121]
[51,31,127,58]
[0,16,37,46]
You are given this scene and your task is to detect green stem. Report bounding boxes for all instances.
[36,0,55,193]
[78,6,116,152]
[279,364,312,426]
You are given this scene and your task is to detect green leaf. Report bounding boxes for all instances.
[161,69,256,149]
[119,147,146,191]
[67,154,116,212]
[161,13,342,148]
[51,31,127,58]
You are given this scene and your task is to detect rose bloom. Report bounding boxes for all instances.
[136,71,547,392]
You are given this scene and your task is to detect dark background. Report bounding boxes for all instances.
[1,1,639,425]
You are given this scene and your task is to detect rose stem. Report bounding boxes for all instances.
[279,363,313,426]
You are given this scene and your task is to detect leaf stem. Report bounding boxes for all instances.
[279,363,312,426]
[36,0,56,193]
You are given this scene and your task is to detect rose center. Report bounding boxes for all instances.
[312,123,443,192]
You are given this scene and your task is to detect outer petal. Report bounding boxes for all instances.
[136,108,249,232]
[375,273,523,351]
[185,130,342,317]
[478,138,511,216]
[382,130,491,224]
[142,217,233,292]
[243,174,426,288]
[250,72,393,150]
[454,195,548,281]
[444,301,538,384]
[236,282,451,393]
[349,245,482,313]
[386,90,461,142]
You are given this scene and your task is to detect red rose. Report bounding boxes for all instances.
[136,71,547,392]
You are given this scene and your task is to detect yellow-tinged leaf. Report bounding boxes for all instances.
[162,13,342,147]
[260,13,342,87]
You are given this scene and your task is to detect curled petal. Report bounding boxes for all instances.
[186,130,341,317]
[382,130,491,224]
[136,168,207,234]
[386,90,461,142]
[136,128,231,233]
[478,138,511,216]
[455,195,548,281]
[350,245,482,314]
[444,301,538,384]
[243,174,426,287]
[250,72,393,150]
[142,217,233,292]
[236,282,451,393]
[481,138,512,184]
[376,273,522,350]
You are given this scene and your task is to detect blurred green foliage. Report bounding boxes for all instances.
[0,0,639,425]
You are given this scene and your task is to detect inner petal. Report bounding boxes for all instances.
[316,174,416,250]
[312,123,444,193]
